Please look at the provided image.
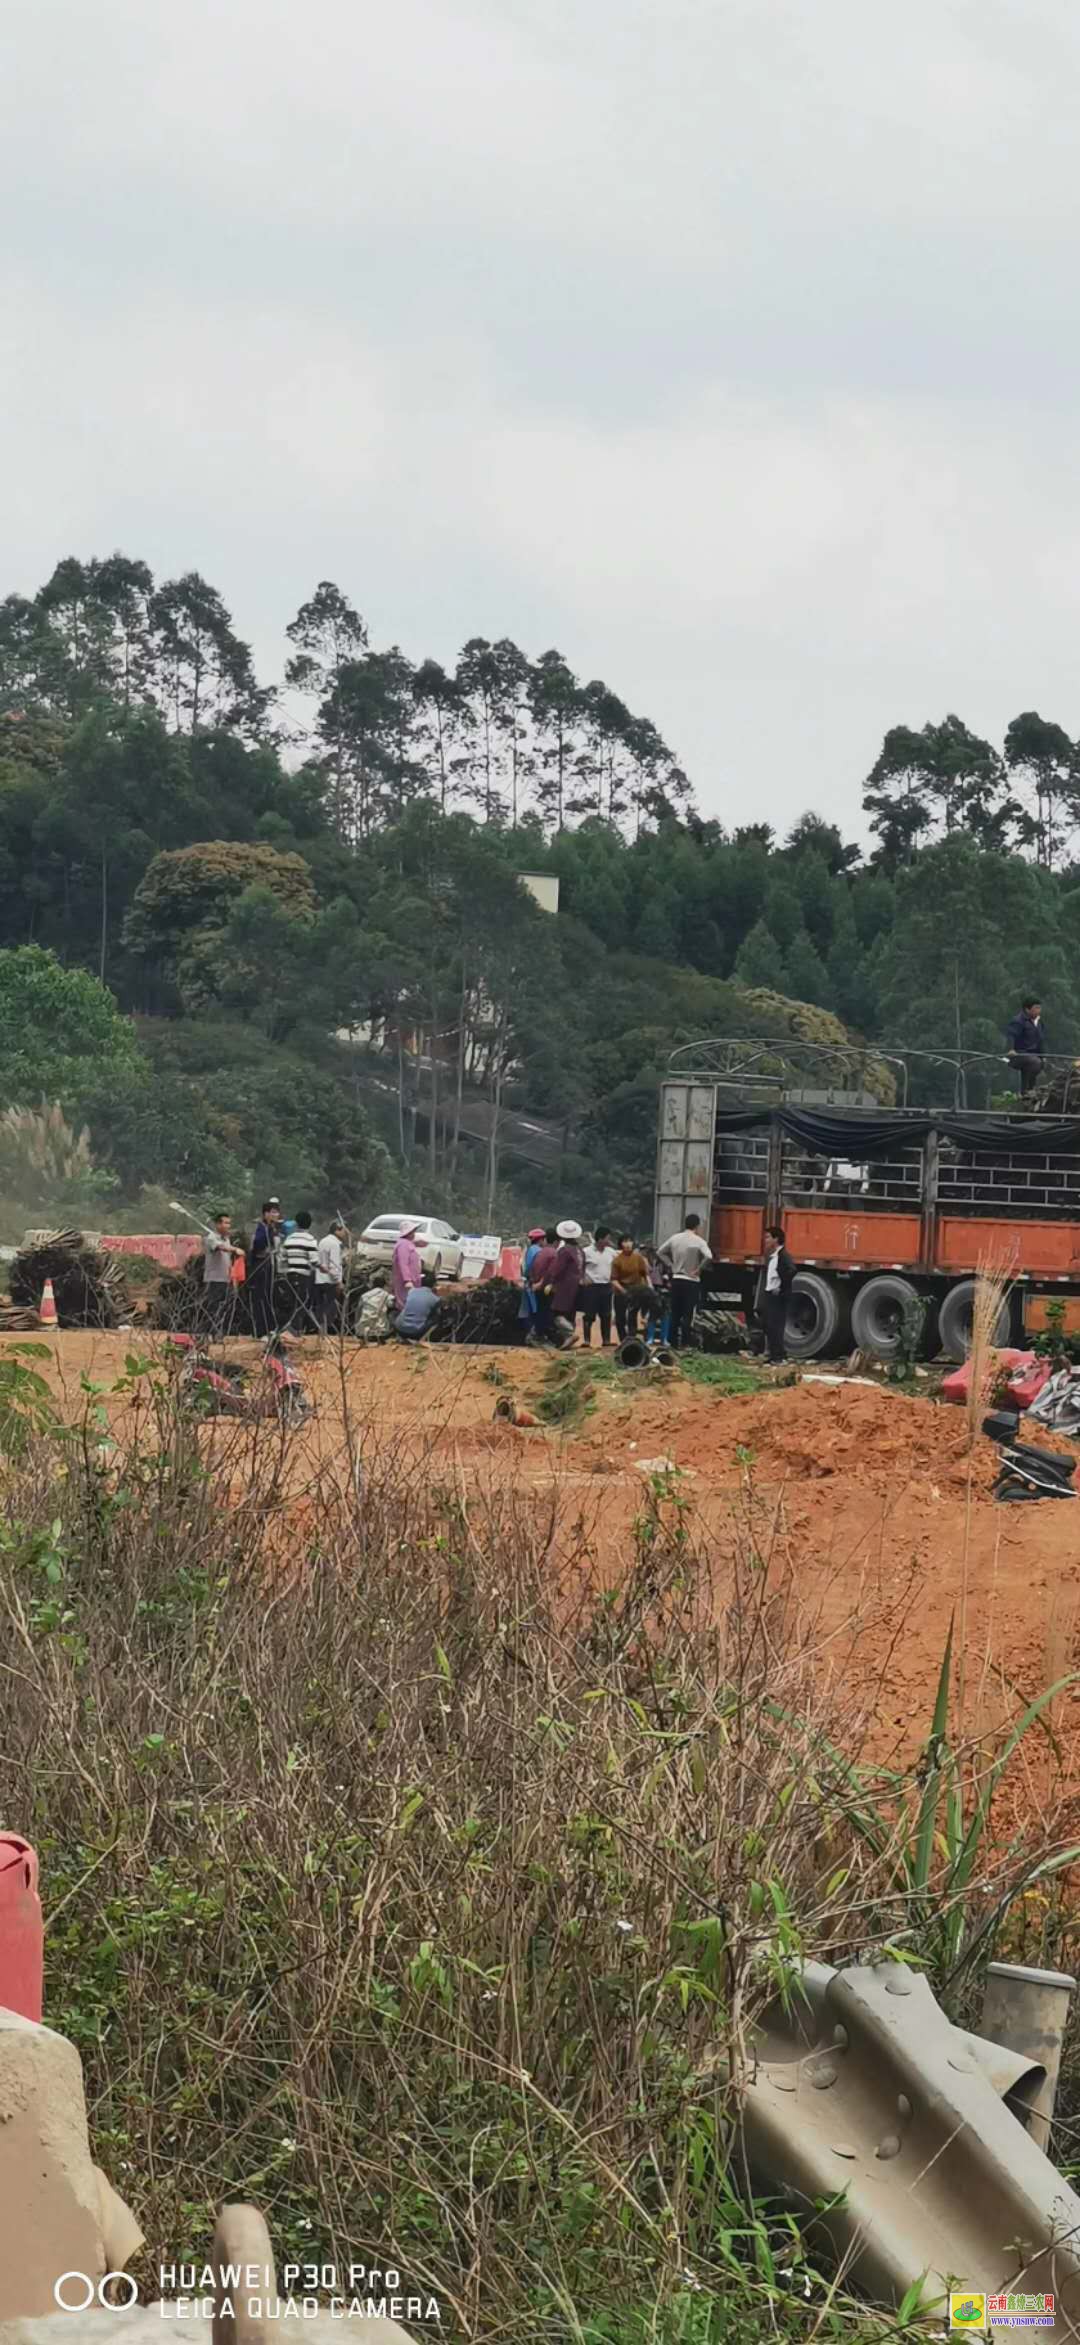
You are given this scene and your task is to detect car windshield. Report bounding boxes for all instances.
[369,1216,407,1232]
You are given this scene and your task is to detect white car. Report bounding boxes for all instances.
[354,1214,465,1281]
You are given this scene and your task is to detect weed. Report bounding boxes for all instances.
[1,1370,1075,2340]
[680,1354,762,1395]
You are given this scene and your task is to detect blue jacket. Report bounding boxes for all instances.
[1007,1010,1044,1058]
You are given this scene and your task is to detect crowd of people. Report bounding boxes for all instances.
[520,1212,720,1353]
[200,1200,797,1360]
[201,1204,442,1345]
[201,1199,349,1337]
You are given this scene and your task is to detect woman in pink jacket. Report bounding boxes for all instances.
[392,1220,423,1311]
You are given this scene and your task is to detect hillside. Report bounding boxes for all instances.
[3,553,1080,1234]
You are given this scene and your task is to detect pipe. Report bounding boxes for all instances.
[980,1961,1075,2149]
[616,1337,650,1369]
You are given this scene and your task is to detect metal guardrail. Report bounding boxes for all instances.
[668,1035,1080,1115]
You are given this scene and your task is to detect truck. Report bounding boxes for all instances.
[655,1043,1080,1362]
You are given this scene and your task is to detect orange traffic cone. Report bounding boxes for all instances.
[39,1278,58,1330]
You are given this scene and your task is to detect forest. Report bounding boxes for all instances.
[3,552,1080,1237]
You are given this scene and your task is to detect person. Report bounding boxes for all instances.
[548,1219,585,1348]
[527,1226,560,1345]
[1006,997,1045,1096]
[247,1200,282,1338]
[395,1267,442,1342]
[644,1244,672,1343]
[280,1210,320,1328]
[611,1234,651,1340]
[203,1211,240,1334]
[357,1274,395,1343]
[392,1219,423,1311]
[314,1216,347,1334]
[756,1224,796,1363]
[518,1227,545,1335]
[658,1213,712,1350]
[580,1225,616,1348]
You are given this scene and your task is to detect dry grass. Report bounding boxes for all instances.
[0,1367,1075,2341]
[964,1254,1014,1454]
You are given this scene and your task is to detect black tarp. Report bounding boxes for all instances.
[713,1106,1080,1160]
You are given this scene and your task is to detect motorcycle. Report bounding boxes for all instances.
[164,1332,312,1427]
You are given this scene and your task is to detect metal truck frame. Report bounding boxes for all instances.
[656,1065,1080,1362]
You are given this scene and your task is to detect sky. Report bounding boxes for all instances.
[4,0,1080,835]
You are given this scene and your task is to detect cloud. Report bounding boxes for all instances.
[4,0,1080,832]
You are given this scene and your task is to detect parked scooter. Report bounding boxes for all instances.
[164,1332,312,1427]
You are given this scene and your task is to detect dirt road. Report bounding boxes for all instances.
[6,1330,1080,1786]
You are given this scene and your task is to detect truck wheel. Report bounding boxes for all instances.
[937,1278,1011,1363]
[784,1271,842,1360]
[850,1274,922,1362]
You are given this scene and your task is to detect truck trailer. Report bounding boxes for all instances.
[655,1068,1080,1362]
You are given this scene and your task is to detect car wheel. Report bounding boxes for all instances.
[433,1251,443,1280]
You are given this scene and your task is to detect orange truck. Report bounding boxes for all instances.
[655,1076,1080,1361]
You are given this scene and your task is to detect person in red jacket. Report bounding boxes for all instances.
[527,1226,559,1346]
[548,1219,585,1348]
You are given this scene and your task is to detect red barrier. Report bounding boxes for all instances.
[0,1836,43,2022]
[99,1234,200,1271]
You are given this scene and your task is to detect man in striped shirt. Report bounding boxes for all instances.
[280,1211,319,1329]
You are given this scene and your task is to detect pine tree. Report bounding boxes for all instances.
[734,919,787,990]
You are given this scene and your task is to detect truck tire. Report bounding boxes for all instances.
[937,1278,1011,1363]
[784,1271,842,1361]
[850,1274,922,1362]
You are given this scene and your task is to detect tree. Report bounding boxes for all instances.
[785,811,860,873]
[0,596,70,714]
[784,928,832,1010]
[285,582,368,834]
[529,650,580,831]
[873,838,1080,1083]
[124,840,318,1003]
[457,637,530,824]
[734,919,787,990]
[1004,712,1080,870]
[412,660,469,812]
[0,944,139,1103]
[864,716,1009,859]
[319,649,424,839]
[150,572,268,738]
[762,880,805,949]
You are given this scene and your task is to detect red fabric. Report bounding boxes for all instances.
[941,1348,1042,1406]
[1006,1357,1052,1409]
[0,1836,43,2023]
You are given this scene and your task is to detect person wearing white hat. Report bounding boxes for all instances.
[392,1218,423,1312]
[548,1220,585,1347]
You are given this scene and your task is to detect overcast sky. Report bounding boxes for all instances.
[4,0,1080,835]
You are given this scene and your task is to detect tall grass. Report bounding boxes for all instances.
[0,1364,1075,2340]
[965,1254,1014,1453]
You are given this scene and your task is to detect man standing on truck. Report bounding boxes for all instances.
[1006,996,1045,1096]
[657,1212,712,1350]
[755,1224,796,1363]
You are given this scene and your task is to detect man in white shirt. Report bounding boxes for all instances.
[657,1213,712,1351]
[580,1224,617,1347]
[314,1217,347,1334]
